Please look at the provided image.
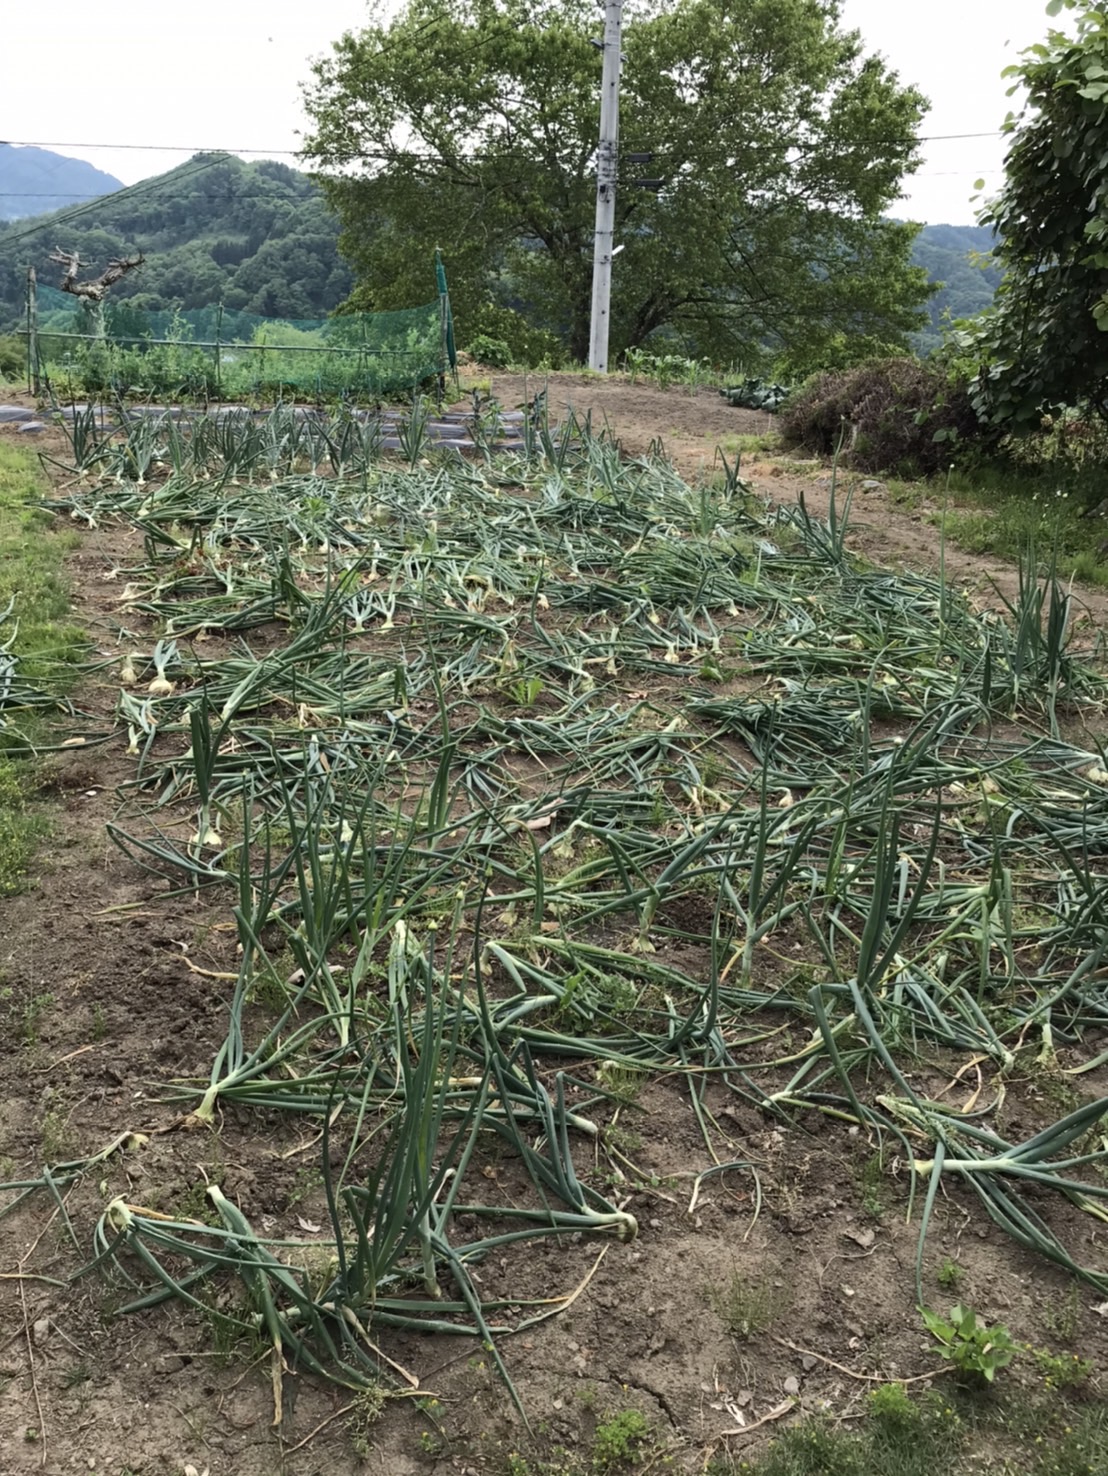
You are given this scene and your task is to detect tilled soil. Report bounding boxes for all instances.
[1,378,1107,1476]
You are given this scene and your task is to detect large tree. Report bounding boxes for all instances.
[301,0,931,367]
[965,0,1108,425]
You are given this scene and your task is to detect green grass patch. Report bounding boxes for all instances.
[0,759,48,895]
[902,449,1108,588]
[711,1383,1108,1476]
[943,473,1108,587]
[0,442,83,892]
[716,431,784,460]
[0,442,84,687]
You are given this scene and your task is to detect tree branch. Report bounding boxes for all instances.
[49,248,145,302]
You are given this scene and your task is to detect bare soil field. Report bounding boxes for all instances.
[1,376,1107,1476]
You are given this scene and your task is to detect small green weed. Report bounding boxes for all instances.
[1042,1282,1082,1344]
[936,1258,964,1291]
[596,1061,646,1103]
[286,1164,322,1207]
[710,1267,790,1341]
[592,1408,651,1470]
[1029,1347,1094,1390]
[509,675,545,707]
[40,1106,72,1161]
[348,1384,388,1458]
[859,1150,886,1219]
[920,1303,1015,1383]
[22,991,55,1046]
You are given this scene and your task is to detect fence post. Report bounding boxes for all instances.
[26,267,40,396]
[214,303,223,400]
[434,248,457,391]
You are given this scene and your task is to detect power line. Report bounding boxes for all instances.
[0,189,332,201]
[2,139,306,156]
[0,155,231,253]
[1,128,1009,155]
[0,158,1011,200]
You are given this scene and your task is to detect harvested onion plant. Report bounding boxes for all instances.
[6,407,1108,1416]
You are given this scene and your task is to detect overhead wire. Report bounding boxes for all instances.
[0,154,234,253]
[1,129,1008,157]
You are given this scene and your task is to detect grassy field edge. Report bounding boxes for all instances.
[0,440,84,893]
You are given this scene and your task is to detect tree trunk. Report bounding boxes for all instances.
[569,309,591,366]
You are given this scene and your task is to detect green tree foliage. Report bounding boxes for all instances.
[301,0,933,367]
[0,155,352,329]
[962,0,1108,424]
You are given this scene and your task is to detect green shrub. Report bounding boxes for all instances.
[0,335,24,382]
[779,357,982,476]
[465,333,513,368]
[460,303,564,369]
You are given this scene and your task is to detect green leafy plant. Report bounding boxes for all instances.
[920,1304,1015,1382]
[466,333,513,368]
[960,0,1108,428]
[509,676,545,707]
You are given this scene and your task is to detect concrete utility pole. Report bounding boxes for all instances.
[588,0,623,373]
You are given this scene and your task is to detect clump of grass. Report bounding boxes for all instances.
[710,1267,791,1341]
[935,441,1108,587]
[718,1385,962,1475]
[0,761,46,894]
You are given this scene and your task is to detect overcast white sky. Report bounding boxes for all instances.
[0,0,1065,225]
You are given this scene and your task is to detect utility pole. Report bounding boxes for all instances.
[588,0,623,373]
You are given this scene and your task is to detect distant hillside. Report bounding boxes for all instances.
[0,160,1000,358]
[911,223,1002,353]
[0,153,352,328]
[0,144,123,221]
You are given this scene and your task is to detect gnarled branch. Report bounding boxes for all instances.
[48,248,145,302]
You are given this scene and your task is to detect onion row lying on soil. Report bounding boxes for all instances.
[6,408,1108,1418]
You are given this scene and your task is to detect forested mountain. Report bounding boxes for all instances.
[0,154,352,328]
[0,144,123,221]
[911,224,1002,353]
[0,148,999,360]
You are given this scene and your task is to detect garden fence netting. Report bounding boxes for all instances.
[33,285,449,399]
